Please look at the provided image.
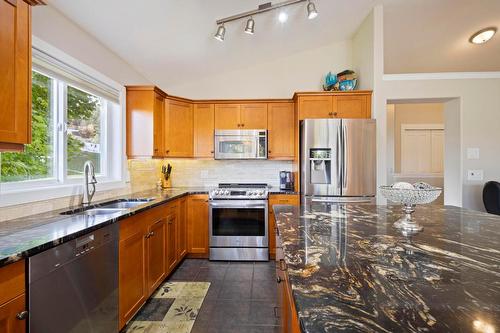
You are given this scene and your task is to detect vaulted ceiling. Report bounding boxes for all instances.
[46,0,500,87]
[46,0,377,88]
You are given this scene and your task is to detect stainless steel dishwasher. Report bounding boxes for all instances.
[28,223,119,333]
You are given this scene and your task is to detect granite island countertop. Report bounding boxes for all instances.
[273,203,500,333]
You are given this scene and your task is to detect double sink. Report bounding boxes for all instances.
[61,198,155,216]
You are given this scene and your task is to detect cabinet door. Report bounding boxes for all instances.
[298,96,333,120]
[147,218,167,294]
[0,294,26,333]
[0,0,31,150]
[119,229,147,328]
[332,94,370,119]
[166,212,178,273]
[177,197,188,260]
[268,195,299,259]
[240,104,267,129]
[193,104,215,158]
[214,104,240,129]
[165,99,193,157]
[268,103,294,159]
[187,195,209,257]
[153,93,165,158]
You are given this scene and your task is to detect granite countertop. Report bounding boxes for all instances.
[0,187,210,268]
[273,203,500,333]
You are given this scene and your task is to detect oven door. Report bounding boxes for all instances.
[209,200,268,247]
[214,134,258,159]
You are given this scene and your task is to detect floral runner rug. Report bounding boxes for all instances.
[123,281,210,333]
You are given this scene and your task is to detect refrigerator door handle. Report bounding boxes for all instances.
[342,124,347,189]
[336,125,342,189]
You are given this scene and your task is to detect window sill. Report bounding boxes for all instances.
[0,179,127,208]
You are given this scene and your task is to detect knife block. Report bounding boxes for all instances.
[161,177,172,189]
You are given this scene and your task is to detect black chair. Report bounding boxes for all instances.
[483,181,500,215]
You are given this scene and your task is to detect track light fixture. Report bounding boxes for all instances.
[214,0,319,41]
[214,24,226,42]
[307,0,318,19]
[244,17,255,34]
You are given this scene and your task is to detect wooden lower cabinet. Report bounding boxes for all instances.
[147,217,167,294]
[187,195,209,258]
[177,197,188,259]
[269,194,299,259]
[119,200,188,329]
[0,260,27,333]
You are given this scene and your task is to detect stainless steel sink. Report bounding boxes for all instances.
[60,198,154,216]
[81,208,128,216]
[101,201,149,209]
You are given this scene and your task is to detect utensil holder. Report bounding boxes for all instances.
[161,177,171,189]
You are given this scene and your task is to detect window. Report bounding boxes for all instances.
[0,65,122,190]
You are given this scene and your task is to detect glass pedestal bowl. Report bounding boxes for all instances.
[380,185,442,232]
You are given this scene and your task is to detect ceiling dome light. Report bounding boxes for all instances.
[307,1,318,20]
[245,17,255,34]
[469,27,497,44]
[278,11,288,23]
[214,24,226,42]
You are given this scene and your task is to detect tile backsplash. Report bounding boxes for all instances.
[0,158,292,222]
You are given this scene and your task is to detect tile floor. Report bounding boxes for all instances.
[168,259,281,333]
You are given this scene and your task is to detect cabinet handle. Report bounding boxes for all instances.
[150,231,155,237]
[210,151,214,154]
[333,112,338,117]
[279,259,287,271]
[274,306,280,318]
[154,148,159,152]
[276,276,282,284]
[241,123,245,127]
[328,112,333,116]
[166,150,170,154]
[16,311,28,320]
[268,150,271,154]
[237,124,241,127]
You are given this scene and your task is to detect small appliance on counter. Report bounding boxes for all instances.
[279,171,295,191]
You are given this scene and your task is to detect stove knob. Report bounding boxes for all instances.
[224,190,230,195]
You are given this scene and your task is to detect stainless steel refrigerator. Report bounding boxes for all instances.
[301,119,376,202]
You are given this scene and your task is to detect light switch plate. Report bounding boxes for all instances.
[467,148,480,160]
[467,170,483,181]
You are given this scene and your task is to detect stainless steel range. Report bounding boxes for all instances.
[209,183,269,261]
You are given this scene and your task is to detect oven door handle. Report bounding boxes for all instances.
[209,201,267,209]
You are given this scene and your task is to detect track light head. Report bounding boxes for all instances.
[214,24,226,41]
[307,1,318,19]
[245,17,255,34]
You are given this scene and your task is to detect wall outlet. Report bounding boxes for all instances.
[467,148,480,160]
[467,170,483,181]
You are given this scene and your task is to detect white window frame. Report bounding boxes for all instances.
[0,39,126,207]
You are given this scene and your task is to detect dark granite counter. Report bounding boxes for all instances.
[0,187,210,268]
[273,203,500,333]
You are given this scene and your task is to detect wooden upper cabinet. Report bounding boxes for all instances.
[332,94,371,118]
[164,98,193,157]
[126,86,167,158]
[193,104,214,158]
[298,95,332,120]
[214,104,240,129]
[240,103,267,129]
[0,0,33,152]
[268,103,294,160]
[297,91,372,120]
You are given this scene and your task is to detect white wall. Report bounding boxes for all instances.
[32,5,150,85]
[165,40,352,99]
[352,11,374,90]
[365,5,500,211]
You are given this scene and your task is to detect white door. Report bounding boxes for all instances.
[401,127,444,174]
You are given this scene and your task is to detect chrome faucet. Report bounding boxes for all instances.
[82,161,97,205]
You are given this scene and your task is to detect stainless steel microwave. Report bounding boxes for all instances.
[214,129,267,160]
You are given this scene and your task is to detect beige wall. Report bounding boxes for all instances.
[393,103,444,172]
[165,40,352,99]
[32,5,150,85]
[352,11,375,90]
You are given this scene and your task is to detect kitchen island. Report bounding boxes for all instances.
[273,203,500,333]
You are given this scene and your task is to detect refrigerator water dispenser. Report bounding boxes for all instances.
[309,148,332,184]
